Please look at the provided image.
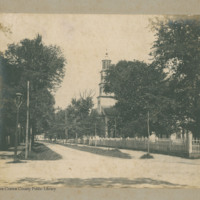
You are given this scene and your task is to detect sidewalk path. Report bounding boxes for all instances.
[0,144,25,159]
[0,142,199,188]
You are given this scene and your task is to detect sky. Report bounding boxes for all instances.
[0,14,156,109]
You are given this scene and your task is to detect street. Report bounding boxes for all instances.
[0,142,200,188]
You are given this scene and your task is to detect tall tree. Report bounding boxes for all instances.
[150,17,200,137]
[56,92,105,139]
[65,94,94,138]
[0,34,66,149]
[47,108,66,140]
[104,60,174,137]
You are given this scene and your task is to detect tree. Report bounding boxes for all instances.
[0,34,66,149]
[48,108,66,140]
[52,91,106,139]
[65,93,94,138]
[150,17,200,137]
[88,109,106,138]
[104,60,174,137]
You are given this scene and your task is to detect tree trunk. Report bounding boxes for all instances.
[0,131,8,150]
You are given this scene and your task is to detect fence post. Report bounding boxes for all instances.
[187,132,193,157]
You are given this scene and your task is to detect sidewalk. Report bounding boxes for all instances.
[0,143,25,159]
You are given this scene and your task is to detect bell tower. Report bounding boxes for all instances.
[97,52,116,114]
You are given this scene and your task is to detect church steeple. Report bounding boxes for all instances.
[97,52,116,137]
[97,52,115,114]
[99,52,111,96]
[102,51,111,71]
[105,50,109,59]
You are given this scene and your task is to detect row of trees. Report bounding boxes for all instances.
[1,17,200,148]
[104,17,200,138]
[0,34,66,149]
[47,92,106,140]
[45,17,200,140]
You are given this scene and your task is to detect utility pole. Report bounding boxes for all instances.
[14,108,19,162]
[95,123,97,146]
[147,111,150,154]
[95,123,97,136]
[114,117,117,138]
[105,116,108,138]
[25,81,29,159]
[75,118,77,139]
[29,126,32,152]
[14,101,19,161]
[65,109,68,143]
[14,93,22,162]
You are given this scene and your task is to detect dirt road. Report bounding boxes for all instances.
[0,142,199,188]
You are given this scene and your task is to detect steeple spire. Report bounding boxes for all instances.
[105,49,109,59]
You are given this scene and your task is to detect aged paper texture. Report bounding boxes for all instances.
[0,0,200,199]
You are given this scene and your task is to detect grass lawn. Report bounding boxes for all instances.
[18,142,62,160]
[61,143,132,159]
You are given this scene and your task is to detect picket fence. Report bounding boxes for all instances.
[192,138,200,156]
[57,133,200,158]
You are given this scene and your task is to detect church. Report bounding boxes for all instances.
[97,53,117,137]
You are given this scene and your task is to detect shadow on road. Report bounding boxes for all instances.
[13,177,186,188]
[17,143,62,161]
[62,144,132,159]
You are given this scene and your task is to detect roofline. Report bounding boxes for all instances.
[97,95,116,99]
[100,70,108,73]
[102,59,111,62]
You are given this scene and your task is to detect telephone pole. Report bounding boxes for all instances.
[25,81,29,159]
[65,109,68,143]
[14,93,22,162]
[147,111,150,154]
[114,117,117,138]
[95,123,97,146]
